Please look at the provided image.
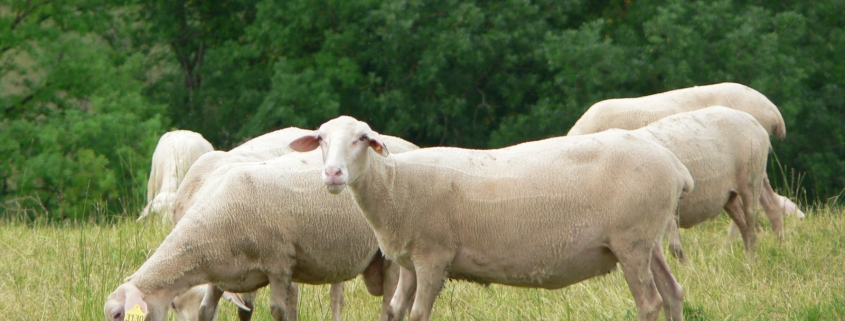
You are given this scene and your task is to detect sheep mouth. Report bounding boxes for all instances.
[326,183,346,194]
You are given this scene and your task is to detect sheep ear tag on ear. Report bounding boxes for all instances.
[124,304,147,321]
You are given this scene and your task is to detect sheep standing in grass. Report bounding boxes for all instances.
[625,107,773,260]
[290,115,694,321]
[166,128,417,320]
[170,127,311,224]
[139,130,214,223]
[566,83,802,259]
[106,141,418,321]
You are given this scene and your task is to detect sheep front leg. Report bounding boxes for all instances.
[268,277,298,321]
[198,285,223,321]
[237,291,256,321]
[330,283,344,321]
[408,256,451,321]
[387,266,417,321]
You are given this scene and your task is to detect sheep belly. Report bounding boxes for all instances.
[450,244,618,289]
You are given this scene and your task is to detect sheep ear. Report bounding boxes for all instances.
[289,133,320,152]
[366,132,389,157]
[124,284,149,315]
[222,291,251,311]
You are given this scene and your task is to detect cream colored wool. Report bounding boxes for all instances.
[140,130,214,223]
[290,116,694,321]
[106,136,418,321]
[567,82,786,139]
[625,107,773,261]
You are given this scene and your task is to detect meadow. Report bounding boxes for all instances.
[1,206,843,320]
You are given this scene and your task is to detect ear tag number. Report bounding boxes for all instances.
[126,304,146,321]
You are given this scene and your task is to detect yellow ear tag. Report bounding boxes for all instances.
[125,304,147,321]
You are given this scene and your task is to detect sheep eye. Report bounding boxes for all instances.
[113,312,122,319]
[316,135,323,142]
[359,135,368,142]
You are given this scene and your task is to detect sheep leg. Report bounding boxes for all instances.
[407,257,450,321]
[758,176,784,238]
[268,276,298,321]
[724,192,758,259]
[612,241,662,321]
[650,242,684,321]
[665,218,686,263]
[198,285,224,321]
[330,283,344,321]
[387,266,417,321]
[237,291,257,321]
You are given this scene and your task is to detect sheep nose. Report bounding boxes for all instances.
[325,166,343,178]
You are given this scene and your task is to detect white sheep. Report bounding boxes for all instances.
[289,115,694,321]
[566,83,804,258]
[567,82,787,139]
[105,141,418,321]
[623,107,773,261]
[166,128,417,321]
[139,130,214,223]
[170,127,312,224]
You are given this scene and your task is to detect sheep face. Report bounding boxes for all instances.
[104,283,148,321]
[289,116,388,194]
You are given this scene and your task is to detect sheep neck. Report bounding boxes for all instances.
[346,150,401,243]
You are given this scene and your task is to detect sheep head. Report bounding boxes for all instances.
[290,115,388,194]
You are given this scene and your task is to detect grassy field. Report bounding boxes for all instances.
[1,208,843,320]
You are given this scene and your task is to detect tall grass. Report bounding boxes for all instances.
[1,206,843,320]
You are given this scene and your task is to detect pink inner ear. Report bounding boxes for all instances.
[366,134,388,156]
[289,135,320,152]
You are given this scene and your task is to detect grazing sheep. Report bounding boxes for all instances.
[170,127,312,224]
[567,82,786,139]
[290,115,694,321]
[167,128,418,321]
[105,143,418,321]
[566,83,803,259]
[623,107,773,261]
[139,130,214,223]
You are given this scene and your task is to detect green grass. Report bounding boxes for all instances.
[1,210,843,320]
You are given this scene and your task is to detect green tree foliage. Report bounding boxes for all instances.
[2,0,843,220]
[1,0,165,220]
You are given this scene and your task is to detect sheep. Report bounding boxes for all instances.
[566,83,803,259]
[289,115,694,321]
[566,82,786,139]
[166,128,417,321]
[105,140,419,321]
[170,127,312,224]
[139,130,214,223]
[619,107,773,261]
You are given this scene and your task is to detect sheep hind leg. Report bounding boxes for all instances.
[612,241,662,321]
[330,283,344,321]
[759,176,784,238]
[651,242,684,321]
[665,218,687,263]
[724,192,758,259]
